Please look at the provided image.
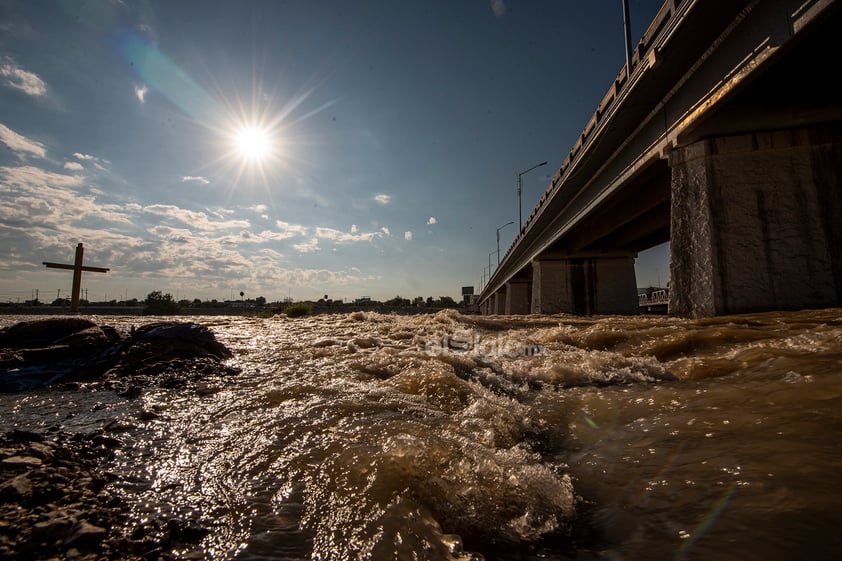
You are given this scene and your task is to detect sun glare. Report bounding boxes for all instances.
[235,126,271,161]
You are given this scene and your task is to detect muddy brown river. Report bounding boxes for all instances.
[1,309,840,560]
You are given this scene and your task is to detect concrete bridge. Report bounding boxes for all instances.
[479,0,842,318]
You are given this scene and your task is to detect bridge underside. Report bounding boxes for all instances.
[669,4,842,316]
[482,0,842,317]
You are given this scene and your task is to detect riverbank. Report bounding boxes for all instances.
[1,428,208,561]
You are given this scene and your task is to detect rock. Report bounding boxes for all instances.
[65,521,107,547]
[130,322,232,359]
[54,325,116,348]
[27,441,56,462]
[91,435,122,449]
[1,455,43,468]
[32,516,75,540]
[0,318,98,350]
[1,319,235,392]
[0,430,179,561]
[6,428,44,442]
[139,410,159,421]
[0,473,33,498]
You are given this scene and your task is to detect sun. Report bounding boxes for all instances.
[235,126,272,161]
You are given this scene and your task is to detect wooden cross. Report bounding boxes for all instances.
[43,243,110,312]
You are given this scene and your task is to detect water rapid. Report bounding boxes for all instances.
[1,309,840,560]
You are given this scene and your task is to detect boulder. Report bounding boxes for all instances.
[0,320,235,392]
[0,318,98,349]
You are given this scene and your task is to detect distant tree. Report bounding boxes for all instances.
[283,302,312,317]
[255,296,267,307]
[384,295,410,307]
[438,296,458,309]
[143,291,181,315]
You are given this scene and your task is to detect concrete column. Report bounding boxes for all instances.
[669,126,842,317]
[593,257,639,314]
[493,289,506,314]
[531,256,637,315]
[505,281,530,314]
[531,260,573,314]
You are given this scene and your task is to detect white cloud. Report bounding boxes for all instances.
[293,237,320,253]
[255,229,297,241]
[276,220,308,236]
[0,58,47,96]
[250,204,268,214]
[404,231,413,241]
[315,226,383,243]
[63,162,84,171]
[0,165,133,229]
[181,175,210,185]
[380,227,391,236]
[427,216,437,225]
[143,204,250,230]
[222,228,298,244]
[0,123,47,158]
[135,84,148,103]
[350,224,358,234]
[69,152,109,171]
[374,194,391,205]
[0,165,82,189]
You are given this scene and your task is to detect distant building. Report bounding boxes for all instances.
[461,286,474,305]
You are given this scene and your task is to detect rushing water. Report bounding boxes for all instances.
[1,309,841,561]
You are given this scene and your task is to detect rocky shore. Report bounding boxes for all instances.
[0,427,219,561]
[0,318,238,560]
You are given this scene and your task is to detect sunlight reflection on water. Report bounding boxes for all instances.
[1,309,841,560]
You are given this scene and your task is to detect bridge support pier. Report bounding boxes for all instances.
[669,126,842,317]
[505,281,531,314]
[530,256,637,315]
[492,289,507,315]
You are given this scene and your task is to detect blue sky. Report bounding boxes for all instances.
[0,0,668,304]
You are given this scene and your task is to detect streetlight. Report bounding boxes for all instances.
[622,0,633,79]
[517,161,548,232]
[496,221,514,266]
[487,249,496,278]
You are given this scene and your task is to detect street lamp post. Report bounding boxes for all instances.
[622,0,633,79]
[517,161,548,232]
[496,221,514,266]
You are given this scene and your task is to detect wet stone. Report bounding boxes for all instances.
[1,319,235,393]
[31,516,75,540]
[1,455,43,468]
[27,442,56,462]
[65,521,107,547]
[0,473,33,498]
